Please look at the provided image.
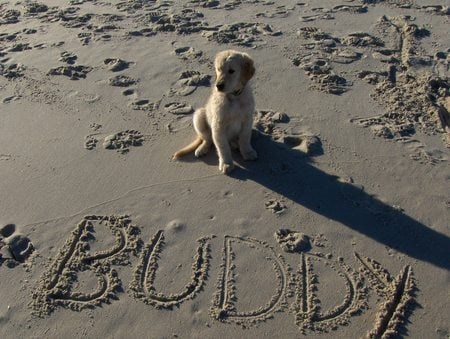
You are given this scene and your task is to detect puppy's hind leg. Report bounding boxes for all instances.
[193,108,212,157]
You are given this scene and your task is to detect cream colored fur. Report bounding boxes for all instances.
[173,50,257,174]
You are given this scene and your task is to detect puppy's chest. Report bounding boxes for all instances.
[220,96,253,122]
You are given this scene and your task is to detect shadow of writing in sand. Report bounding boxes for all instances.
[218,132,450,271]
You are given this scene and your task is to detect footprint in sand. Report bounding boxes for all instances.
[0,224,15,238]
[173,46,202,60]
[84,136,98,150]
[254,109,291,140]
[48,65,92,80]
[0,63,25,78]
[104,58,131,72]
[292,52,350,95]
[256,5,295,19]
[23,2,49,15]
[129,99,159,111]
[164,102,194,115]
[85,128,145,152]
[265,198,287,214]
[203,22,281,47]
[0,223,34,267]
[122,88,136,96]
[103,130,144,153]
[280,134,323,156]
[6,43,32,52]
[59,51,77,64]
[274,229,311,253]
[169,70,211,96]
[0,9,21,25]
[109,74,137,87]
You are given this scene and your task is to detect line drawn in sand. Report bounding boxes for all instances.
[210,236,291,326]
[31,215,140,315]
[129,230,213,309]
[355,252,417,339]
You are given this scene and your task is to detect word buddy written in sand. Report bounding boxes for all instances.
[31,217,417,337]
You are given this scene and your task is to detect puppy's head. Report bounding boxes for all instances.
[214,50,255,94]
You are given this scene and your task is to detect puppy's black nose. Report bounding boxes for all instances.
[216,83,224,91]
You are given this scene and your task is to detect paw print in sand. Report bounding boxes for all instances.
[0,223,34,268]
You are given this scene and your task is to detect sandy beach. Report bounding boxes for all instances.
[1,0,449,337]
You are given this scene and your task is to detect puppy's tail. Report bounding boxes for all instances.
[173,136,203,160]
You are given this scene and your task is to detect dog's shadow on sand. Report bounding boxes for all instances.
[192,131,450,270]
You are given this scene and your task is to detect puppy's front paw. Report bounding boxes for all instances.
[219,161,234,174]
[242,149,258,161]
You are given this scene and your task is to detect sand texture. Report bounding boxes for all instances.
[1,0,449,338]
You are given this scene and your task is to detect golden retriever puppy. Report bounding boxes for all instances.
[173,50,257,174]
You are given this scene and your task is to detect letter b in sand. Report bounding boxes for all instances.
[31,215,139,315]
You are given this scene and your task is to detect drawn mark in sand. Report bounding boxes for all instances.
[2,95,22,104]
[173,46,203,60]
[355,252,417,339]
[129,231,212,309]
[274,229,311,253]
[210,236,290,325]
[203,22,281,48]
[31,215,140,315]
[165,102,194,115]
[0,223,35,268]
[108,74,137,87]
[104,58,131,72]
[103,130,144,153]
[291,252,367,333]
[350,73,450,150]
[291,27,383,94]
[48,65,92,80]
[169,70,211,96]
[351,16,450,149]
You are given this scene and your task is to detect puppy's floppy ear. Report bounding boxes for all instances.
[240,53,255,83]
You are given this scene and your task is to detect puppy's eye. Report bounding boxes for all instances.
[228,69,235,74]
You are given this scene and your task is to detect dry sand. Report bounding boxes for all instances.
[1,0,449,338]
